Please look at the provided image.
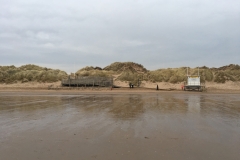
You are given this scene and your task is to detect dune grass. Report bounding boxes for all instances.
[0,64,67,84]
[1,63,240,84]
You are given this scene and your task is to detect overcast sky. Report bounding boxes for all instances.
[1,0,240,73]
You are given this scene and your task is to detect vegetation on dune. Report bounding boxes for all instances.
[104,62,148,73]
[117,72,143,85]
[148,65,240,84]
[75,66,113,77]
[148,67,187,83]
[77,66,103,71]
[213,71,236,83]
[202,68,214,81]
[75,63,240,84]
[0,64,67,84]
[104,62,148,85]
[1,63,240,84]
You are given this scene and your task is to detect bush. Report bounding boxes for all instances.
[116,71,142,86]
[76,70,111,77]
[213,71,237,83]
[19,64,44,71]
[104,62,148,73]
[149,68,186,83]
[0,64,68,83]
[169,76,178,83]
[204,69,213,81]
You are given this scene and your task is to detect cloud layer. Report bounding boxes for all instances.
[1,0,240,72]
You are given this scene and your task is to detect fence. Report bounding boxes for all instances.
[61,76,113,87]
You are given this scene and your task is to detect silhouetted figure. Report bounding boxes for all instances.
[129,83,132,88]
[181,84,184,90]
[156,85,159,90]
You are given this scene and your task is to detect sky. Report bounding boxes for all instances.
[1,0,240,73]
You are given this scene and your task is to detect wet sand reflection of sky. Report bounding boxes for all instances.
[0,93,240,160]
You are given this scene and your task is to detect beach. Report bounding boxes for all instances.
[0,91,240,160]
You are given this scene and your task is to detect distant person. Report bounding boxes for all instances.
[156,85,159,90]
[181,84,184,90]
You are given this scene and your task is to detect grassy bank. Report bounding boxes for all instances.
[1,63,240,86]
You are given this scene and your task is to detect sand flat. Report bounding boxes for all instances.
[0,92,240,160]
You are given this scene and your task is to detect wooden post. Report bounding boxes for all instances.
[68,76,70,89]
[111,78,113,88]
[77,80,79,89]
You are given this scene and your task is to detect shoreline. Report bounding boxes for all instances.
[1,87,240,94]
[1,81,240,94]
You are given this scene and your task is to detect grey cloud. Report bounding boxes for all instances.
[1,0,240,73]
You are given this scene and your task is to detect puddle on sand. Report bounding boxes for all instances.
[0,93,240,160]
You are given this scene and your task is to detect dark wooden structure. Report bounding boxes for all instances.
[61,76,113,87]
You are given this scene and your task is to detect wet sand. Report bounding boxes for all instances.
[0,91,240,160]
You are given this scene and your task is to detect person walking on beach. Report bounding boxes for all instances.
[181,84,184,90]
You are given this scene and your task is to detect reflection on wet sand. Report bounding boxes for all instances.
[187,95,201,113]
[0,93,240,160]
[59,94,191,118]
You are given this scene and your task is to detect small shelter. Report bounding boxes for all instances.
[183,67,205,91]
[61,76,113,87]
